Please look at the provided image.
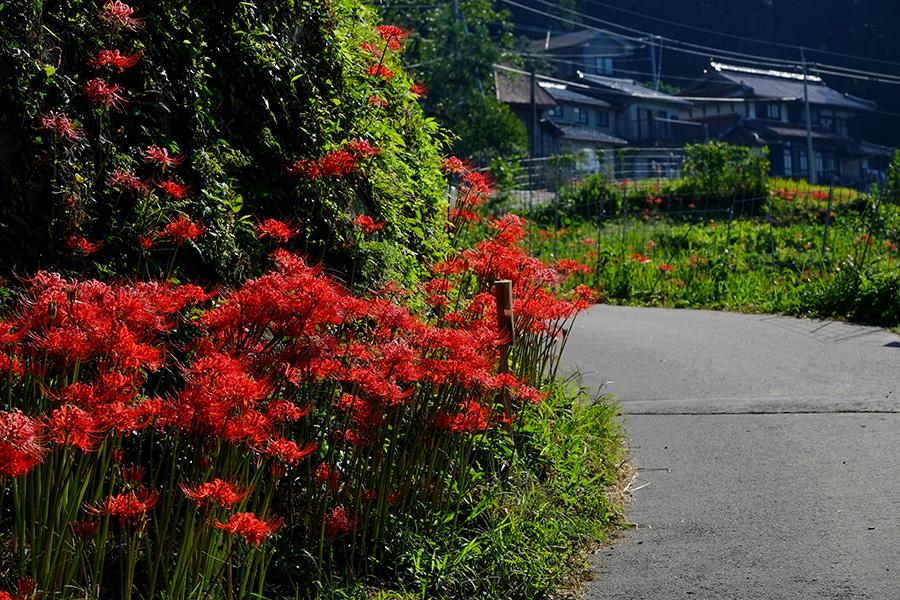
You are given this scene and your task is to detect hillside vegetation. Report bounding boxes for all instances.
[1,0,448,287]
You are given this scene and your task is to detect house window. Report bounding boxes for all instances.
[573,107,588,124]
[798,150,809,175]
[548,105,562,118]
[594,56,613,75]
[783,148,793,176]
[835,117,848,136]
[765,103,781,120]
[597,110,610,128]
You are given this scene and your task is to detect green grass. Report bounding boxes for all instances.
[269,379,627,600]
[523,193,900,327]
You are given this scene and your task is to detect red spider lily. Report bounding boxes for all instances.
[138,234,157,250]
[410,82,427,97]
[376,25,408,51]
[658,264,676,272]
[200,252,353,344]
[260,437,317,464]
[143,145,185,168]
[368,95,387,106]
[555,258,580,273]
[460,169,494,201]
[256,218,299,242]
[285,159,318,178]
[0,444,42,479]
[517,384,549,404]
[264,398,312,422]
[70,520,99,536]
[67,236,103,255]
[121,464,145,485]
[366,64,394,81]
[630,253,651,264]
[99,0,144,30]
[346,139,379,158]
[84,488,160,521]
[222,411,272,444]
[334,393,384,433]
[88,49,140,72]
[489,213,528,245]
[161,215,205,243]
[47,405,103,452]
[319,149,357,176]
[287,149,358,179]
[179,478,251,508]
[106,169,148,194]
[156,178,191,200]
[39,111,84,142]
[212,512,282,545]
[441,156,471,175]
[314,464,343,489]
[0,411,45,478]
[352,215,386,235]
[83,78,130,112]
[0,578,38,600]
[435,399,492,433]
[323,505,357,538]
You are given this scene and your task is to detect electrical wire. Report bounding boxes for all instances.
[575,0,900,70]
[501,0,900,87]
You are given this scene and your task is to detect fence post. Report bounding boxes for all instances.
[494,280,515,423]
[767,198,776,271]
[820,179,835,276]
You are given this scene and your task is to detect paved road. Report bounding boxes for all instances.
[562,305,900,599]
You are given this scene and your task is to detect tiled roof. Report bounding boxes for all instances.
[577,72,693,105]
[546,120,628,145]
[539,83,612,107]
[494,68,557,109]
[688,63,875,111]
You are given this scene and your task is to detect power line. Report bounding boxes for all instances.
[518,0,802,69]
[501,0,900,91]
[500,0,798,72]
[575,0,900,70]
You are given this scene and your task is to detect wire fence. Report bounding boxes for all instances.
[490,152,900,277]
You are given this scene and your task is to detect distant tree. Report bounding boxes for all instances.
[376,0,528,165]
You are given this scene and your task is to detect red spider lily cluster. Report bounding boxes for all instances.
[88,49,141,72]
[256,218,299,243]
[286,139,380,180]
[213,512,283,545]
[376,25,409,51]
[39,111,84,142]
[143,145,185,169]
[161,214,205,242]
[99,0,144,30]
[352,215,386,235]
[0,152,594,589]
[83,79,130,112]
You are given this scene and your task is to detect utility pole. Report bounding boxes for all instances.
[801,48,817,185]
[530,67,538,158]
[648,36,658,90]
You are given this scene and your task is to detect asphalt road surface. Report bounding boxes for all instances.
[562,305,900,600]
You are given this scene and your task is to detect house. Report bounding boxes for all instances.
[495,64,693,177]
[532,29,643,81]
[576,72,692,147]
[676,62,890,184]
[494,66,626,175]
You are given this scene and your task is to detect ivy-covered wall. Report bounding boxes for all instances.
[0,0,449,286]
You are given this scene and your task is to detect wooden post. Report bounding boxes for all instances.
[494,280,515,424]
